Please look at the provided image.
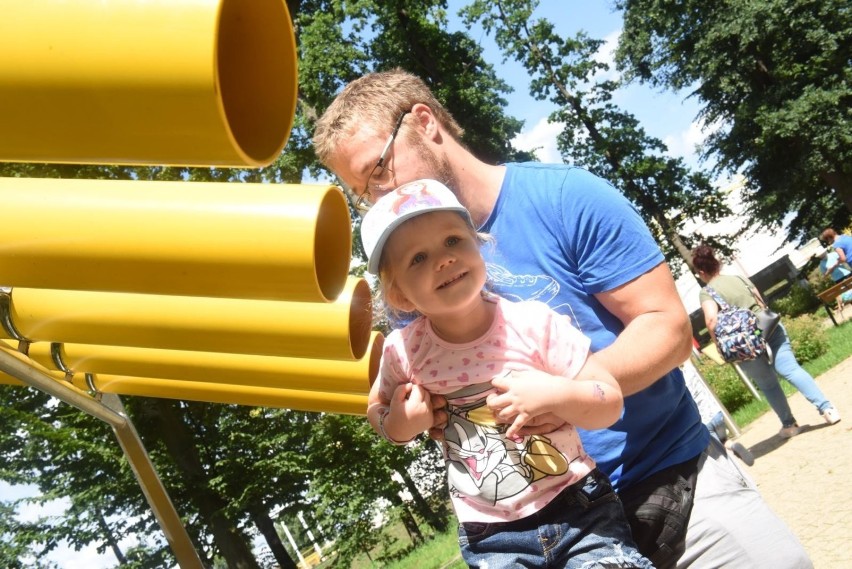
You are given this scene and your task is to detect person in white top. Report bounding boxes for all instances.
[361,179,651,567]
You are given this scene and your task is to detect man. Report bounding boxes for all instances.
[821,228,852,266]
[314,69,811,568]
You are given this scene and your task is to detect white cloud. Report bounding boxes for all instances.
[592,30,622,83]
[512,117,564,163]
[2,481,125,568]
[663,121,706,162]
[663,118,725,168]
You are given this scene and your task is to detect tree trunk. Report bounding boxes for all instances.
[96,509,127,565]
[384,490,424,544]
[250,506,297,569]
[147,399,261,569]
[395,468,448,532]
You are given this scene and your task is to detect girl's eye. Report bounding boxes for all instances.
[410,252,426,266]
[446,236,460,246]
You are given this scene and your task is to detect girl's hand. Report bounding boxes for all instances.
[487,370,562,439]
[385,383,434,442]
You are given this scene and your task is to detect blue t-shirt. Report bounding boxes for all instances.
[820,251,851,282]
[480,162,708,491]
[834,234,852,263]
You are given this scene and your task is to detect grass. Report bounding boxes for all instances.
[381,528,465,569]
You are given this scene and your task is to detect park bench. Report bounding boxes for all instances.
[816,275,852,326]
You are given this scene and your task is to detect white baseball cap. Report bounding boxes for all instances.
[360,179,473,274]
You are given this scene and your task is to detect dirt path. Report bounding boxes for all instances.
[732,356,852,569]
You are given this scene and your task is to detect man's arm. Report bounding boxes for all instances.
[836,246,847,264]
[592,262,693,396]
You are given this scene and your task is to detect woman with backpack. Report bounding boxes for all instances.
[692,245,841,438]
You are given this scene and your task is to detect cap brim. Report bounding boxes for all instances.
[366,206,470,274]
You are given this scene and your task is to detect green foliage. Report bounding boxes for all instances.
[460,0,736,274]
[694,358,753,413]
[616,0,852,240]
[784,314,829,362]
[769,283,821,317]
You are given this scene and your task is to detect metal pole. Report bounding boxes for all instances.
[731,362,762,400]
[101,394,204,569]
[0,345,203,568]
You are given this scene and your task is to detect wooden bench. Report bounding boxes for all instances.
[816,276,852,325]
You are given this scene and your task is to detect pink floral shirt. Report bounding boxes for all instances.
[378,296,596,523]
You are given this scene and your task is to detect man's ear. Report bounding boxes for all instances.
[411,102,440,142]
[385,284,417,313]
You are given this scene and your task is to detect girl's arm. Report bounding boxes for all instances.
[487,355,623,439]
[367,376,433,444]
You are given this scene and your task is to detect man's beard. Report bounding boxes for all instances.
[410,134,458,192]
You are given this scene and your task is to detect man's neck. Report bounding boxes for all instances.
[445,142,507,227]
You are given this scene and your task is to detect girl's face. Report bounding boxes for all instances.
[380,211,486,319]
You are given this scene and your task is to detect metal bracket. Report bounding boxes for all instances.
[0,289,26,341]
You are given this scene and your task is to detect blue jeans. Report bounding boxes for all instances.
[739,324,832,427]
[458,469,652,568]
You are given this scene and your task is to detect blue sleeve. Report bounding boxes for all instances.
[556,169,663,294]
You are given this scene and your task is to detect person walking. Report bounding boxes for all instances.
[693,244,842,437]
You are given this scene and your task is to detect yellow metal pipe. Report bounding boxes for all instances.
[76,375,369,416]
[0,340,83,391]
[0,340,24,385]
[0,178,351,303]
[8,278,373,360]
[0,0,297,167]
[0,371,24,386]
[29,333,383,395]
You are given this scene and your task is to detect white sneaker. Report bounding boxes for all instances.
[823,407,841,425]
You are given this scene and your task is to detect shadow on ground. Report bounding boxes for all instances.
[745,422,832,460]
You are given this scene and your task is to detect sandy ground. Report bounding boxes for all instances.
[732,355,852,569]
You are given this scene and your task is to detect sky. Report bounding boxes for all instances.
[446,0,712,171]
[1,3,723,567]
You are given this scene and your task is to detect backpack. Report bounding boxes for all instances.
[704,286,766,363]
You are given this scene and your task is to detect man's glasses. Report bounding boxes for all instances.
[352,111,409,213]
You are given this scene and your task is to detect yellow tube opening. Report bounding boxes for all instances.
[366,333,384,388]
[348,279,374,361]
[217,0,298,165]
[315,188,353,301]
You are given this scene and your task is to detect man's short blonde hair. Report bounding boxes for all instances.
[312,68,463,167]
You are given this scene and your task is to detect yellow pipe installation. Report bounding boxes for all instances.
[4,278,373,361]
[0,340,68,387]
[76,376,369,416]
[0,178,351,303]
[28,332,384,396]
[0,0,297,167]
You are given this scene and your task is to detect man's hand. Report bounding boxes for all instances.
[426,393,448,441]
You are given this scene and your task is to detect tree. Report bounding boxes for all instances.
[462,0,736,273]
[1,0,552,564]
[615,0,852,241]
[0,386,178,567]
